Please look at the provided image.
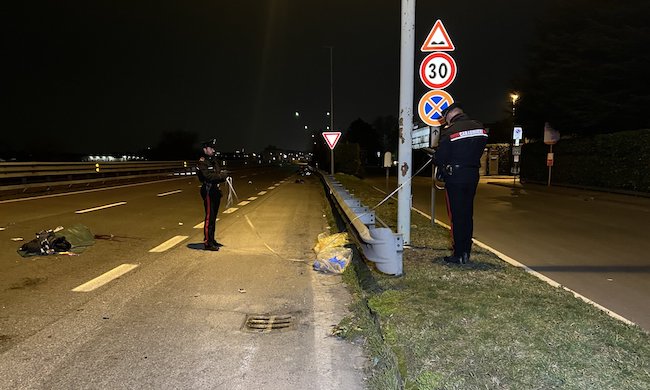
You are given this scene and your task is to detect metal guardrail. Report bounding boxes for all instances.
[320,171,404,276]
[0,161,193,191]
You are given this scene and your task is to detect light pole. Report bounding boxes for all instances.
[326,46,335,175]
[397,0,415,245]
[510,92,520,183]
[510,93,519,116]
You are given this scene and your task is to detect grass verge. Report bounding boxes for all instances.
[333,174,650,390]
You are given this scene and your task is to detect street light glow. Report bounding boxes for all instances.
[510,93,520,105]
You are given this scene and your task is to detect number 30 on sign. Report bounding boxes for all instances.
[419,52,457,90]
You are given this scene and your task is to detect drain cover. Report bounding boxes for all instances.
[243,314,295,333]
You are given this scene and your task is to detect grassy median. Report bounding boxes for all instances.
[332,174,650,390]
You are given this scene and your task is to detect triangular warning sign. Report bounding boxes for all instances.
[421,19,455,52]
[322,131,341,150]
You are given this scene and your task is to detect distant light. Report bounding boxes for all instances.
[304,125,308,130]
[510,92,520,104]
[295,111,300,118]
[326,112,330,116]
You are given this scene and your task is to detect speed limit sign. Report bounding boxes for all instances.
[419,52,457,90]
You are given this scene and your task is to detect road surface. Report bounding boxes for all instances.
[0,166,365,389]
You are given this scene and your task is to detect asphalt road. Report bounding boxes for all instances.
[367,175,650,331]
[0,166,365,389]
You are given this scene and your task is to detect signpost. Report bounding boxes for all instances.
[512,126,523,184]
[544,122,560,186]
[418,90,454,126]
[420,19,455,52]
[322,131,341,175]
[383,151,392,190]
[419,52,457,89]
[416,19,457,230]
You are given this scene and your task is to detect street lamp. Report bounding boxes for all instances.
[509,92,521,182]
[510,92,519,116]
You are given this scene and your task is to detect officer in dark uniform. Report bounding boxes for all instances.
[435,103,488,264]
[196,138,229,251]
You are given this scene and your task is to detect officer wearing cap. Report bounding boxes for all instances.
[435,103,488,264]
[196,138,229,251]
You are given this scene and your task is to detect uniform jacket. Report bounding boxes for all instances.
[196,155,228,185]
[436,113,488,183]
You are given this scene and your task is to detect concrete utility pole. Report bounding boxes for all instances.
[398,0,415,244]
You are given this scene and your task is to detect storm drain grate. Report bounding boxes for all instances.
[243,314,295,333]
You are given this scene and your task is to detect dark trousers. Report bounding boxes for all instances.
[201,183,222,245]
[444,180,478,257]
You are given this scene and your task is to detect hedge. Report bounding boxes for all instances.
[520,129,650,193]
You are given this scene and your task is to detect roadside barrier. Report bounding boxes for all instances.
[319,172,403,276]
[0,160,267,195]
[0,161,194,193]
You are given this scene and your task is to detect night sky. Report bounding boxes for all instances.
[3,1,547,155]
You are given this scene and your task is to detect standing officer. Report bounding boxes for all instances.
[435,103,488,264]
[196,138,229,251]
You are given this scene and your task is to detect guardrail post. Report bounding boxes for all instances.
[320,171,403,275]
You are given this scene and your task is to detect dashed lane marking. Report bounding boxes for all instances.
[257,191,267,195]
[157,190,183,197]
[267,186,276,190]
[75,202,127,214]
[149,235,189,252]
[193,219,218,229]
[237,201,250,206]
[72,264,139,292]
[223,208,238,214]
[247,197,258,201]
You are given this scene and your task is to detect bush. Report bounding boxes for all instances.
[520,129,650,192]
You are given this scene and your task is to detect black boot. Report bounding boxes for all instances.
[443,253,471,265]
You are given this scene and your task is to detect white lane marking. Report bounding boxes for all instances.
[72,264,138,292]
[223,207,238,214]
[257,191,267,195]
[274,183,281,186]
[75,202,127,214]
[157,190,183,197]
[267,186,275,190]
[193,219,218,229]
[247,197,258,201]
[149,235,189,252]
[0,177,190,204]
[237,201,250,206]
[370,184,636,326]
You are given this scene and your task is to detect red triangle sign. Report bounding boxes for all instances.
[322,131,341,150]
[421,19,455,52]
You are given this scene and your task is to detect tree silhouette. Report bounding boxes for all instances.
[517,0,650,138]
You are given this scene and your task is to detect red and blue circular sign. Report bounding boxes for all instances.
[418,90,454,126]
[419,52,457,90]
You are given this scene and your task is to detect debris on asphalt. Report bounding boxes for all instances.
[238,288,247,293]
[312,232,352,274]
[178,222,184,225]
[0,227,6,231]
[17,224,95,257]
[313,232,349,253]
